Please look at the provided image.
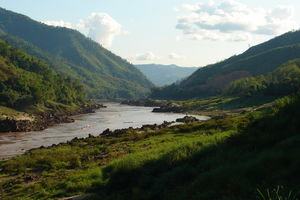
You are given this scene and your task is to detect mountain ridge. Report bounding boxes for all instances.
[0,7,153,99]
[151,30,300,99]
[135,64,198,86]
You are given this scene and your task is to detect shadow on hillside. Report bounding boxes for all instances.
[220,95,278,109]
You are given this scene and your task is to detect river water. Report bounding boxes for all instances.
[0,103,209,159]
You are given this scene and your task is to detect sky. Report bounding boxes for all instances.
[1,0,300,67]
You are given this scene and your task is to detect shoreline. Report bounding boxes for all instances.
[25,120,184,157]
[0,103,106,133]
[0,112,208,160]
[121,98,245,118]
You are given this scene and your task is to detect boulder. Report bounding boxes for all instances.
[176,116,199,123]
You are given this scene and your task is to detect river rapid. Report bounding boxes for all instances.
[0,103,209,159]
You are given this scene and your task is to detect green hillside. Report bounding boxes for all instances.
[0,40,85,112]
[151,30,300,99]
[0,7,153,99]
[227,59,300,97]
[135,64,198,86]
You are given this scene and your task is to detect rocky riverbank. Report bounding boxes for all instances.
[121,99,189,114]
[121,99,167,107]
[29,120,177,152]
[0,103,106,132]
[28,115,211,153]
[152,102,184,113]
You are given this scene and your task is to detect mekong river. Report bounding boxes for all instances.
[0,103,209,159]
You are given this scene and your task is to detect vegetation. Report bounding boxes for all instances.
[0,7,153,99]
[0,90,299,199]
[0,40,86,113]
[257,186,299,200]
[227,59,300,97]
[151,30,300,100]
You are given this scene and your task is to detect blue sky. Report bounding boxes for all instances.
[1,0,300,67]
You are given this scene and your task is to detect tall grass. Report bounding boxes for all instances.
[257,186,299,200]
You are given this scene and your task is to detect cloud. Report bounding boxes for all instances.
[136,52,160,61]
[176,0,299,42]
[127,52,160,61]
[174,3,201,12]
[128,52,186,62]
[44,20,72,28]
[168,53,186,60]
[77,13,122,47]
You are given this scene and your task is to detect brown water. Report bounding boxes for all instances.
[0,103,209,159]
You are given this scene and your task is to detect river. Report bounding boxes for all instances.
[0,103,209,159]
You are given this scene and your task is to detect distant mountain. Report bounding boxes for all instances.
[151,30,300,99]
[0,40,85,110]
[136,64,198,86]
[0,7,153,99]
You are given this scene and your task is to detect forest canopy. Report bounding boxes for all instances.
[0,40,86,110]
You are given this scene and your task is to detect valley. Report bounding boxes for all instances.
[0,3,300,200]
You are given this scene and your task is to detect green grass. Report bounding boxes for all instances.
[160,95,276,116]
[257,186,300,200]
[0,105,30,120]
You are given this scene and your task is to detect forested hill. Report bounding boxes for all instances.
[151,30,300,99]
[136,64,198,86]
[0,7,153,99]
[0,40,85,110]
[226,59,300,98]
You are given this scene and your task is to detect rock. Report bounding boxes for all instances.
[0,102,105,133]
[102,128,112,135]
[0,118,36,132]
[176,116,199,123]
[23,174,40,183]
[152,102,183,113]
[121,99,166,107]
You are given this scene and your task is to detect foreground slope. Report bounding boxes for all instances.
[0,7,153,99]
[136,64,198,86]
[151,30,300,99]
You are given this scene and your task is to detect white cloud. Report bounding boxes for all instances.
[168,53,186,60]
[128,52,160,61]
[77,13,122,47]
[176,0,299,42]
[44,20,72,28]
[175,3,201,12]
[136,52,160,61]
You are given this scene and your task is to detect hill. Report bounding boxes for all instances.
[135,64,198,86]
[151,30,300,99]
[227,59,300,97]
[0,39,85,112]
[0,7,153,99]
